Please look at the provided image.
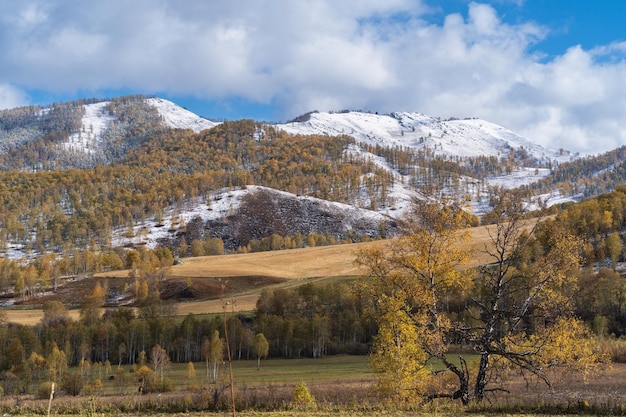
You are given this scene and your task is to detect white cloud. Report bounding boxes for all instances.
[0,84,29,110]
[0,1,625,153]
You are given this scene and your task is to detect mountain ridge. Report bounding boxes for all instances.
[0,94,624,260]
[1,96,574,167]
[278,110,573,164]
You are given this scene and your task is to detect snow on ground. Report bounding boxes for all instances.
[345,143,420,218]
[62,98,218,155]
[485,167,552,189]
[63,102,113,154]
[147,97,218,132]
[111,188,245,249]
[111,185,393,250]
[278,111,570,162]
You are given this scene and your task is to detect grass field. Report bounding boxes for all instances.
[3,355,626,417]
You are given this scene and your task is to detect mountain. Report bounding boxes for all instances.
[0,95,217,170]
[64,98,217,156]
[147,98,219,132]
[1,95,625,260]
[278,110,573,163]
[0,97,569,170]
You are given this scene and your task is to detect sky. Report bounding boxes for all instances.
[1,1,625,155]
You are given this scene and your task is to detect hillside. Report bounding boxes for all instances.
[116,185,399,252]
[1,95,626,261]
[0,95,216,170]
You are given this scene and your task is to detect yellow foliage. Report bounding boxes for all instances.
[370,295,432,404]
[356,198,473,404]
[291,381,317,410]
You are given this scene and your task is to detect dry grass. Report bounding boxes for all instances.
[4,362,626,416]
[4,220,538,322]
[3,309,74,326]
[98,241,380,280]
[99,221,513,281]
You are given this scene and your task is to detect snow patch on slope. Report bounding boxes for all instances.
[64,102,113,154]
[147,97,218,132]
[345,143,420,218]
[62,98,218,154]
[112,185,393,250]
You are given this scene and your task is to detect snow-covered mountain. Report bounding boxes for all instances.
[61,98,574,163]
[43,99,574,167]
[0,96,604,259]
[278,110,572,163]
[146,97,218,132]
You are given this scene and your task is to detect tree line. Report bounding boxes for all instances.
[0,280,370,395]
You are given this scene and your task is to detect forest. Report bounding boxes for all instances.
[2,186,626,400]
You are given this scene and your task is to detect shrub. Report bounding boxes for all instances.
[61,372,84,396]
[155,378,174,393]
[598,338,626,363]
[291,381,316,410]
[135,365,156,393]
[36,381,55,400]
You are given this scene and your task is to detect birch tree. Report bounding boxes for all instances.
[357,192,600,405]
[356,197,474,404]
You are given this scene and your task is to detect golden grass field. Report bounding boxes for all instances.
[2,222,519,325]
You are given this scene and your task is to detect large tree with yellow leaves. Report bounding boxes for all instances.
[357,191,600,405]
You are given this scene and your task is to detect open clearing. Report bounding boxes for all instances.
[3,221,532,324]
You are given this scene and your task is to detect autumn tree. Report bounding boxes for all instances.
[605,231,623,269]
[208,330,223,383]
[201,336,211,384]
[356,197,474,404]
[186,361,196,384]
[5,338,25,371]
[252,333,269,370]
[463,190,602,402]
[150,344,170,384]
[46,342,68,382]
[41,300,70,328]
[80,282,105,325]
[357,192,600,405]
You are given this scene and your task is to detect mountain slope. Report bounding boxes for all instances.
[0,96,218,170]
[278,110,573,163]
[64,98,218,156]
[127,185,399,253]
[147,97,218,132]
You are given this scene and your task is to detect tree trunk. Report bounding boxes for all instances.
[441,355,470,405]
[474,353,489,402]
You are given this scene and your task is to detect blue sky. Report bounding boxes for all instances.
[1,0,626,154]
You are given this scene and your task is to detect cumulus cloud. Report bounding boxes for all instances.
[0,0,625,153]
[0,84,29,110]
